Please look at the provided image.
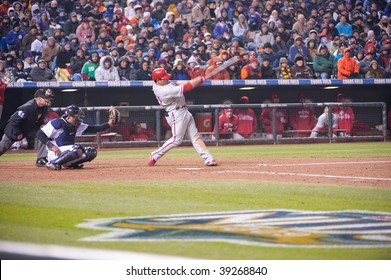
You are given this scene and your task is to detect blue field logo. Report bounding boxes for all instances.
[77,210,391,247]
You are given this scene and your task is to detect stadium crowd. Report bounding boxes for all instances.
[0,0,390,83]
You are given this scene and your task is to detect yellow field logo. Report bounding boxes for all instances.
[77,210,391,247]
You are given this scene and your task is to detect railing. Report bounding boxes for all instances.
[52,102,387,147]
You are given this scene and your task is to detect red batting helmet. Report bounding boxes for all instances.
[152,68,171,81]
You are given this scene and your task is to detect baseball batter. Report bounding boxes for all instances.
[149,68,217,166]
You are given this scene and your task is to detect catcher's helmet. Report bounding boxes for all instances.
[65,105,85,120]
[152,67,171,81]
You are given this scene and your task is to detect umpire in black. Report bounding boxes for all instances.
[0,88,54,156]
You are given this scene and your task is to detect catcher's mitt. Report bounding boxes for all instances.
[108,106,121,125]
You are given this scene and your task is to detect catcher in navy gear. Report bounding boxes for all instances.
[0,88,54,156]
[37,105,117,170]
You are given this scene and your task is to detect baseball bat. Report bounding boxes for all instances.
[205,57,239,79]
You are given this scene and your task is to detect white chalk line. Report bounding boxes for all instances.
[245,160,391,167]
[217,170,391,181]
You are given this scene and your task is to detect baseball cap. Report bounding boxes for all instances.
[337,93,345,99]
[34,88,54,100]
[240,96,249,103]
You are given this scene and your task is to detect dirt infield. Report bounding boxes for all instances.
[1,153,390,188]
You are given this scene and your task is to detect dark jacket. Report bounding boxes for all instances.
[4,99,49,140]
[29,65,56,81]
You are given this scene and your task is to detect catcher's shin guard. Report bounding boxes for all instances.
[81,147,97,163]
[53,144,84,165]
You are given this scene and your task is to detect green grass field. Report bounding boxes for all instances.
[1,142,391,259]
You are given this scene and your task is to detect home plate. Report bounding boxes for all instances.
[177,167,202,170]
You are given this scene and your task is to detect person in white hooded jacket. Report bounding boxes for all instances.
[94,55,120,81]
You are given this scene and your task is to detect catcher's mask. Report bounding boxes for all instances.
[65,105,85,127]
[34,88,54,107]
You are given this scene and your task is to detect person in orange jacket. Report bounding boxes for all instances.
[337,48,360,79]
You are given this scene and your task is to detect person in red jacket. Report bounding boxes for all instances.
[332,93,355,136]
[213,108,241,140]
[234,96,258,138]
[0,76,10,122]
[288,94,316,137]
[337,48,360,79]
[260,93,287,139]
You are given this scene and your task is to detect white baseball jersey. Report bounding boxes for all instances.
[150,81,214,165]
[152,82,186,112]
[315,112,338,129]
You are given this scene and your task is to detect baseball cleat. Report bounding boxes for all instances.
[46,162,62,171]
[205,159,217,166]
[148,156,156,166]
[36,157,48,167]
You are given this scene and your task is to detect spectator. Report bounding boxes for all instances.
[23,51,36,73]
[292,14,306,37]
[365,60,386,78]
[272,33,289,54]
[233,14,248,40]
[192,0,210,24]
[177,0,192,23]
[337,48,360,79]
[288,35,311,65]
[331,93,355,137]
[42,37,60,68]
[335,15,352,37]
[258,42,278,66]
[313,44,337,79]
[186,56,205,79]
[117,55,135,80]
[56,42,75,69]
[64,12,80,36]
[378,46,391,77]
[310,106,338,138]
[213,17,229,40]
[171,58,189,80]
[276,56,292,79]
[359,51,376,75]
[260,93,287,139]
[307,39,317,61]
[95,55,120,81]
[124,0,136,20]
[69,47,88,81]
[213,108,241,140]
[241,56,262,80]
[260,57,276,79]
[13,59,29,82]
[206,57,229,80]
[81,50,99,81]
[30,30,47,60]
[21,25,38,53]
[136,59,151,80]
[38,11,50,34]
[76,17,96,43]
[288,94,316,137]
[29,57,56,81]
[0,0,11,17]
[254,24,275,49]
[234,96,258,139]
[291,54,314,79]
